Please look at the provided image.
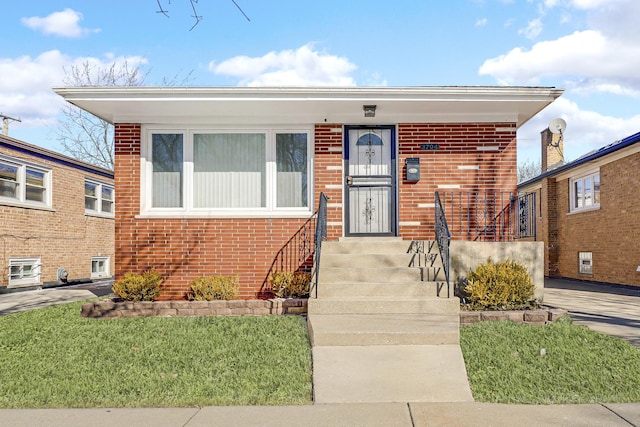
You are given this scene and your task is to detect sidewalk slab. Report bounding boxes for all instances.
[409,402,632,427]
[312,345,473,403]
[604,403,640,425]
[191,403,412,427]
[0,407,200,427]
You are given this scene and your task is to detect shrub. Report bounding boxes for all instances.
[112,271,163,302]
[270,271,311,298]
[463,257,536,310]
[189,275,239,301]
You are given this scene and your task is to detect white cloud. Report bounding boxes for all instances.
[479,29,640,94]
[518,97,640,163]
[209,44,357,86]
[570,0,621,9]
[21,9,100,38]
[519,18,543,39]
[481,0,640,95]
[0,51,145,130]
[476,18,488,27]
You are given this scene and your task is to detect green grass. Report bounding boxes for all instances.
[4,299,640,408]
[0,300,312,408]
[460,317,640,404]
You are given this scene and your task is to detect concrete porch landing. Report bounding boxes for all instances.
[312,344,473,403]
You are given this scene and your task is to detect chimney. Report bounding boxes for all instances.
[541,128,564,171]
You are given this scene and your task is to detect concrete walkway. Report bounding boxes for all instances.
[1,278,640,426]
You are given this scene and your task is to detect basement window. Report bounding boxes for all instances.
[91,256,110,278]
[9,258,41,287]
[578,252,593,275]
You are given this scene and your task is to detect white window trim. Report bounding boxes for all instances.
[0,154,52,210]
[140,126,314,218]
[85,178,115,218]
[8,258,42,288]
[91,256,111,278]
[569,169,600,214]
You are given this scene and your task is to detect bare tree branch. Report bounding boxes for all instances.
[57,61,146,170]
[518,158,542,183]
[156,0,249,30]
[188,0,203,31]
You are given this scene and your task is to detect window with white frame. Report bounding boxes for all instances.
[0,157,51,208]
[579,252,593,275]
[9,258,41,287]
[570,171,600,212]
[85,179,114,215]
[145,129,311,215]
[91,256,110,278]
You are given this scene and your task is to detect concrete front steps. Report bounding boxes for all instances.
[308,237,473,404]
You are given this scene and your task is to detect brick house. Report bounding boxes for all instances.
[54,86,562,300]
[518,129,640,287]
[0,134,114,290]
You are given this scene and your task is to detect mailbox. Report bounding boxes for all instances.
[406,157,420,181]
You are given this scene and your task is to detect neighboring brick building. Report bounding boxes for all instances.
[519,129,640,287]
[0,134,114,290]
[55,86,562,299]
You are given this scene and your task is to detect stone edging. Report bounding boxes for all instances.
[81,298,308,319]
[81,299,567,325]
[460,307,568,326]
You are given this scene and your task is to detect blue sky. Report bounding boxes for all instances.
[2,0,640,165]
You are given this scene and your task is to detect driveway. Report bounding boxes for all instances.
[543,278,640,347]
[0,281,113,316]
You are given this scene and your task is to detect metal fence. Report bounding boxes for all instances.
[438,191,536,241]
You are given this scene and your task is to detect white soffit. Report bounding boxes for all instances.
[52,86,564,128]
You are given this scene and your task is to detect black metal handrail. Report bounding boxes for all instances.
[262,215,316,298]
[435,192,451,298]
[313,192,329,298]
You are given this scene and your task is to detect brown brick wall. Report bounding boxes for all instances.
[0,145,114,287]
[554,152,640,286]
[115,122,518,299]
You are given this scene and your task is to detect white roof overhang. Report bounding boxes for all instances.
[52,86,563,128]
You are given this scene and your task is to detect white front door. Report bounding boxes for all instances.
[344,126,397,236]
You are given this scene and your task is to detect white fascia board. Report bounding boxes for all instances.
[53,86,563,127]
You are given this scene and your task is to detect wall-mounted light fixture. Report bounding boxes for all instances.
[363,105,377,118]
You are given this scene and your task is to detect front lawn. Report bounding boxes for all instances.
[0,300,312,408]
[460,317,640,404]
[3,299,640,408]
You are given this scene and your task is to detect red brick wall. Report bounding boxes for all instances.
[397,123,517,240]
[115,124,315,300]
[0,145,114,287]
[115,122,518,299]
[314,124,344,239]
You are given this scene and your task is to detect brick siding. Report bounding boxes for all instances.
[553,152,640,286]
[0,144,114,287]
[115,122,518,299]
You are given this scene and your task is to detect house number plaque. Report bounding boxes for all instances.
[420,144,440,150]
